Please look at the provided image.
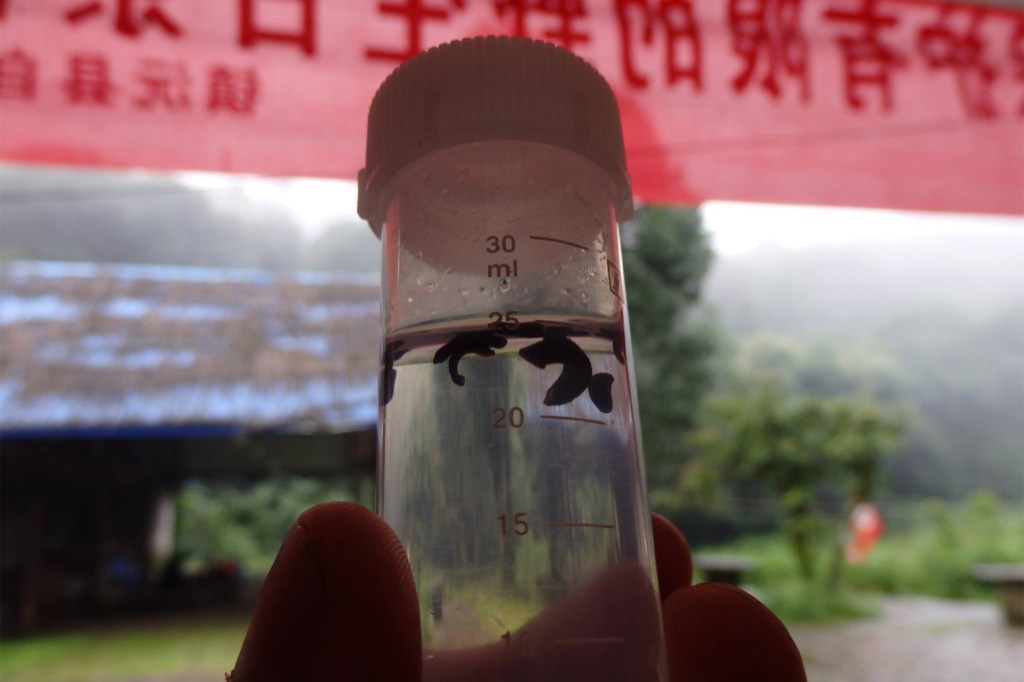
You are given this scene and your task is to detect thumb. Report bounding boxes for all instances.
[232,502,421,682]
[663,583,806,682]
[649,513,805,681]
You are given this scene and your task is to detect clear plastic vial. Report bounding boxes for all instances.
[359,37,666,682]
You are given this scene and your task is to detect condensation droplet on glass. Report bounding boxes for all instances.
[424,281,435,292]
[499,278,511,292]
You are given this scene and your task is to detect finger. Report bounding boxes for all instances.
[231,502,421,682]
[663,583,806,682]
[651,513,693,600]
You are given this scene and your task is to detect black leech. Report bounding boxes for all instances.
[588,372,615,413]
[381,340,408,406]
[518,329,593,406]
[597,313,627,365]
[433,331,508,386]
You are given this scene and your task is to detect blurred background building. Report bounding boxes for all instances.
[1,261,378,632]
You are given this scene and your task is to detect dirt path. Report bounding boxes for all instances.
[791,597,1024,682]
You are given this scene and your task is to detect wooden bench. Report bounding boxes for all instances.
[694,555,756,587]
[971,563,1024,627]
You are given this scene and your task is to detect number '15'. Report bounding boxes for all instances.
[497,512,529,536]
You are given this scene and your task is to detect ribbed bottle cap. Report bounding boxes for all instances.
[357,36,634,234]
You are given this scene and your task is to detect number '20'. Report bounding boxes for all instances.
[492,406,524,429]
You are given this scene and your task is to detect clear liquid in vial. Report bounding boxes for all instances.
[379,315,664,682]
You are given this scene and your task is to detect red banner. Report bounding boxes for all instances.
[1,0,1022,214]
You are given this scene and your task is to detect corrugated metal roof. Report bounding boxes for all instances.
[0,262,381,435]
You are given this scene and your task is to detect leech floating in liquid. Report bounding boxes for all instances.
[432,331,508,386]
[422,324,617,413]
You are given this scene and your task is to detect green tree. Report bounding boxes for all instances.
[691,384,906,583]
[729,334,907,403]
[176,477,361,572]
[706,232,1024,502]
[622,206,716,490]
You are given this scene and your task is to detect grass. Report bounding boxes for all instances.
[0,612,249,681]
[692,530,874,623]
[758,582,880,624]
[696,492,1024,624]
[844,496,1024,600]
[694,534,881,623]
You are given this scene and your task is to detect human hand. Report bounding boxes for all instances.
[231,502,805,681]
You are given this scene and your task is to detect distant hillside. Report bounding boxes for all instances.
[704,231,1024,500]
[706,230,1023,337]
[0,166,380,274]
